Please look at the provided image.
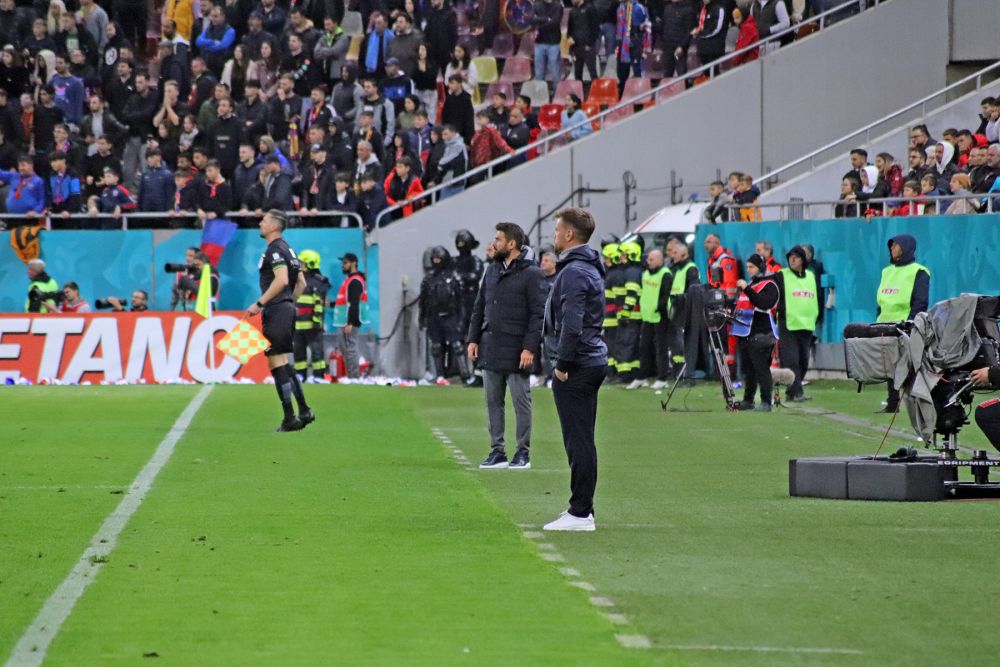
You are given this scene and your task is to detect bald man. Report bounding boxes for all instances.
[634,248,674,390]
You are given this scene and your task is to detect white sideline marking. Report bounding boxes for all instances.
[536,542,557,551]
[616,634,652,649]
[604,613,629,625]
[522,531,544,539]
[589,596,615,607]
[569,581,597,592]
[559,567,581,577]
[539,552,566,562]
[662,644,863,655]
[4,385,213,667]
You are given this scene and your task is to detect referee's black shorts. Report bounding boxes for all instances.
[262,301,295,356]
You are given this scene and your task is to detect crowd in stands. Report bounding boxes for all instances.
[0,0,858,230]
[832,98,1000,217]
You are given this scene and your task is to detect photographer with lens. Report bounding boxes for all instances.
[167,249,219,311]
[733,254,780,412]
[59,282,91,313]
[25,259,60,313]
[98,291,149,312]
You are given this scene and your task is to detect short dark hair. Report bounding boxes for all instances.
[335,171,351,183]
[920,173,937,186]
[566,93,581,106]
[903,179,920,191]
[415,109,428,119]
[911,124,929,136]
[441,123,457,134]
[555,207,595,243]
[447,73,464,84]
[492,91,507,100]
[516,94,531,107]
[193,146,209,157]
[850,148,868,159]
[49,150,67,162]
[205,158,221,170]
[710,180,724,188]
[266,209,288,228]
[495,222,526,248]
[63,281,79,291]
[982,96,996,106]
[135,289,149,300]
[395,156,413,170]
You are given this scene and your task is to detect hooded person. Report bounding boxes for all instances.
[732,253,780,412]
[875,234,930,412]
[775,245,821,401]
[933,141,959,183]
[331,63,364,127]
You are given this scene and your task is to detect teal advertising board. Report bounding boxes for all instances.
[694,214,1000,343]
[0,229,379,332]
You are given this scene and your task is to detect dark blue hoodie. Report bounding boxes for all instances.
[885,234,930,319]
[544,244,608,372]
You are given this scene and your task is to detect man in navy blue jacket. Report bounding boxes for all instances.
[543,207,608,532]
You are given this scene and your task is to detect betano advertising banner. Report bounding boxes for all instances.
[0,312,270,384]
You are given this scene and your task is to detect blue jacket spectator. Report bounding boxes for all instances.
[47,159,83,214]
[195,8,237,74]
[138,152,176,212]
[0,161,46,215]
[50,59,85,126]
[561,95,593,142]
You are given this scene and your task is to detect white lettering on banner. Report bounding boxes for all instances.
[125,317,191,381]
[881,288,900,295]
[187,315,241,383]
[791,290,815,298]
[0,318,30,380]
[62,318,123,383]
[32,318,85,379]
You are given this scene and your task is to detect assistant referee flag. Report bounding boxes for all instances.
[195,264,212,318]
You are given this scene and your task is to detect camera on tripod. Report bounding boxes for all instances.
[703,287,735,332]
[164,263,196,273]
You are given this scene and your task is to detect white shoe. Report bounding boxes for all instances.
[625,379,648,390]
[651,379,668,390]
[543,511,596,532]
[529,374,541,388]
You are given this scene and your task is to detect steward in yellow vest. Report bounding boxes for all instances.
[633,249,673,389]
[875,234,930,412]
[774,245,822,401]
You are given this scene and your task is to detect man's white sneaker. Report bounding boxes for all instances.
[651,379,669,390]
[543,511,596,532]
[625,379,648,390]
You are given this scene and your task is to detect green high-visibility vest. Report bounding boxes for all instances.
[670,261,697,296]
[876,262,929,323]
[639,266,671,324]
[25,277,58,312]
[780,268,819,332]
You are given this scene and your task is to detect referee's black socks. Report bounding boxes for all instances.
[270,366,295,419]
[286,365,310,412]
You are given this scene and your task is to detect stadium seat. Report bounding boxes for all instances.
[538,103,564,131]
[473,56,499,84]
[520,80,551,107]
[581,101,601,131]
[342,11,363,37]
[499,55,533,83]
[586,78,619,107]
[553,79,583,105]
[693,73,711,86]
[606,103,634,125]
[645,50,667,79]
[657,79,686,101]
[797,22,819,39]
[485,80,515,102]
[516,32,535,58]
[346,35,362,62]
[492,32,515,58]
[621,77,653,107]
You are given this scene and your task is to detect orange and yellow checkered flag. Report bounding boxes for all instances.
[217,320,270,364]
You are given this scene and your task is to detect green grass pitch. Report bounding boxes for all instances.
[2,381,1000,666]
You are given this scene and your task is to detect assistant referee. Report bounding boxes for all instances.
[245,209,315,432]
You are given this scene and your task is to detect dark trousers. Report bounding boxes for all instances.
[293,330,327,379]
[616,58,642,95]
[638,320,670,381]
[887,380,900,410]
[661,43,689,81]
[738,333,774,405]
[552,364,606,518]
[572,44,599,83]
[974,399,1000,452]
[779,326,813,398]
[615,320,641,381]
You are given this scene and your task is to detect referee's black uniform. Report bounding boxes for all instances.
[259,237,300,356]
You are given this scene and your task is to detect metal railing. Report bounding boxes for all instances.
[718,192,997,221]
[373,0,881,229]
[756,60,1000,190]
[0,210,366,232]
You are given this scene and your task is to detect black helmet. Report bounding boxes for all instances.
[430,245,451,262]
[455,229,479,251]
[600,233,620,247]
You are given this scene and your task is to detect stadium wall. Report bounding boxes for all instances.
[950,0,1000,62]
[376,0,950,376]
[693,214,1000,367]
[0,228,377,332]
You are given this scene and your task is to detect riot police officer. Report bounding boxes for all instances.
[420,246,471,383]
[293,249,332,382]
[454,229,485,386]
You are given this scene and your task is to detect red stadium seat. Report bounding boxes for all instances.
[606,104,634,125]
[538,103,564,131]
[499,55,533,83]
[621,77,653,107]
[586,78,619,107]
[581,101,602,131]
[485,80,515,102]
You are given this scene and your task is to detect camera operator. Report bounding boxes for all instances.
[100,290,149,312]
[168,249,219,311]
[59,282,91,313]
[25,258,60,313]
[973,368,1000,452]
[733,254,779,412]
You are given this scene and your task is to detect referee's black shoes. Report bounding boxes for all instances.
[276,415,304,432]
[299,409,316,428]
